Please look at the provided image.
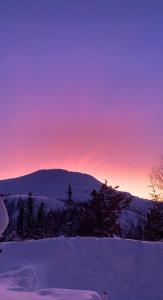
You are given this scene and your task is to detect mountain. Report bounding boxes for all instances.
[0,169,101,201]
[0,169,154,236]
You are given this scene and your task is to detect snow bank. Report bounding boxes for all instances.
[0,283,100,300]
[0,237,163,300]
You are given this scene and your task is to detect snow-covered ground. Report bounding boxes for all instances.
[0,237,163,300]
[0,283,100,300]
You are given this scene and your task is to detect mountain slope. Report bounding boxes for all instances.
[0,169,101,201]
[0,169,154,233]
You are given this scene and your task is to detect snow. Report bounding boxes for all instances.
[5,192,154,233]
[0,169,101,201]
[0,283,100,300]
[119,195,153,230]
[0,237,163,300]
[5,194,64,210]
[2,169,156,232]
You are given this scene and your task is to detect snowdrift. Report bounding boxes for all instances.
[0,237,163,300]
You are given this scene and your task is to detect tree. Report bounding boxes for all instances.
[149,175,161,201]
[24,192,35,239]
[78,183,131,237]
[46,208,56,237]
[35,202,46,239]
[63,184,75,237]
[144,178,163,241]
[16,200,25,239]
[144,203,163,241]
[151,157,163,198]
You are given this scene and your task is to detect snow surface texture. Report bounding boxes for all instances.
[0,197,9,236]
[0,237,163,300]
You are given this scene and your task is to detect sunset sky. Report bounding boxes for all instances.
[0,0,163,198]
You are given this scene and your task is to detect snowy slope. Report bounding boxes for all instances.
[0,169,156,231]
[5,194,64,210]
[0,237,163,300]
[3,195,154,239]
[119,195,153,232]
[4,193,154,233]
[0,169,101,201]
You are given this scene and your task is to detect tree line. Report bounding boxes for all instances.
[1,182,163,242]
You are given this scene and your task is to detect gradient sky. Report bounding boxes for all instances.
[0,0,163,198]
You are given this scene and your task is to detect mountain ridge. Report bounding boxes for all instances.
[0,169,101,200]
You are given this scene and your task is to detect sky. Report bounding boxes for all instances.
[0,0,163,198]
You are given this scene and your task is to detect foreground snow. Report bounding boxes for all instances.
[0,283,100,300]
[0,237,163,300]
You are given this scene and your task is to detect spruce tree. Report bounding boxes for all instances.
[35,202,46,239]
[144,202,163,241]
[63,184,74,237]
[16,200,25,239]
[78,183,131,237]
[46,208,56,237]
[144,179,163,241]
[24,192,35,239]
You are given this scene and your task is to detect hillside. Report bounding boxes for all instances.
[0,237,163,300]
[4,192,153,236]
[0,169,101,201]
[0,169,155,235]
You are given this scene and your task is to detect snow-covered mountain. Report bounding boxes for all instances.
[0,237,163,300]
[0,169,101,201]
[0,169,154,232]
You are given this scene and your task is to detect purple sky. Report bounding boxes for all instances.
[0,0,163,198]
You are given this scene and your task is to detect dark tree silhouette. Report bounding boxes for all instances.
[16,200,25,239]
[63,184,75,237]
[35,202,46,239]
[78,183,131,237]
[24,192,35,239]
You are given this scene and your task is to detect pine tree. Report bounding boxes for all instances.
[24,192,35,239]
[46,208,56,237]
[35,202,46,239]
[78,183,131,237]
[144,179,163,241]
[144,202,163,241]
[16,200,25,239]
[63,184,74,237]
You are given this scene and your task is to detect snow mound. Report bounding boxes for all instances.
[0,237,163,300]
